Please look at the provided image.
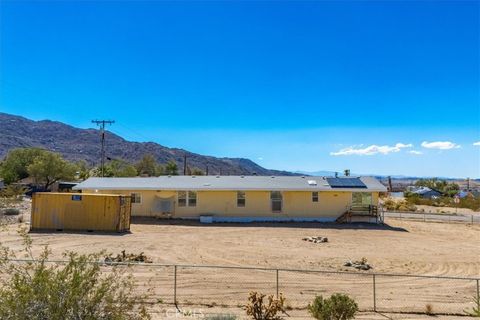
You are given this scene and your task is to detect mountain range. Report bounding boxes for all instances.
[0,112,297,176]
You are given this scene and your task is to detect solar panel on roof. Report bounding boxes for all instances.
[326,178,367,188]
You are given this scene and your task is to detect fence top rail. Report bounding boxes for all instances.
[6,258,480,281]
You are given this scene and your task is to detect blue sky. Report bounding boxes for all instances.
[1,1,479,178]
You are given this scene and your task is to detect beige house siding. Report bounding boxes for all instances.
[82,189,379,220]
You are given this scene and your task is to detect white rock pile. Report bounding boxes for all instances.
[302,236,328,243]
[344,258,372,271]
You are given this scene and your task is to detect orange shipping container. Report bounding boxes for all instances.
[31,193,131,232]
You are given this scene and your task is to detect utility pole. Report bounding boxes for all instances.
[91,120,115,177]
[183,154,187,175]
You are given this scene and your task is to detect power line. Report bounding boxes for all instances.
[91,120,115,177]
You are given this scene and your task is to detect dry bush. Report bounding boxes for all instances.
[308,293,358,320]
[425,304,433,315]
[464,296,480,317]
[0,228,151,320]
[245,292,286,320]
[382,198,416,211]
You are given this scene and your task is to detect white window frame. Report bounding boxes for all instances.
[237,191,246,207]
[178,191,197,207]
[131,193,142,204]
[270,191,283,213]
[178,191,187,207]
[352,192,373,206]
[188,191,197,207]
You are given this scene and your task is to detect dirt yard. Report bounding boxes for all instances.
[1,205,479,318]
[2,216,479,276]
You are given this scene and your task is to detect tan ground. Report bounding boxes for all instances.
[1,210,479,318]
[414,204,479,215]
[3,217,479,276]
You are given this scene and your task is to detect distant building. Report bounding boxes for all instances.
[410,186,442,199]
[51,181,78,193]
[456,190,480,199]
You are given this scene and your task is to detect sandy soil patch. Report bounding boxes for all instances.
[414,204,479,215]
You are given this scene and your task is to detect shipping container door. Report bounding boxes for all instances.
[64,196,88,230]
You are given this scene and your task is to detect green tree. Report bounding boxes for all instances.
[136,155,158,177]
[164,160,178,175]
[103,160,138,177]
[415,178,459,197]
[0,148,45,184]
[190,167,204,176]
[75,160,91,180]
[27,152,77,190]
[155,164,165,176]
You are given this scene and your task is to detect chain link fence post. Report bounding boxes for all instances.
[373,274,377,312]
[174,265,177,305]
[276,269,279,298]
[477,279,480,311]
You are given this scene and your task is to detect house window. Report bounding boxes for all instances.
[178,191,187,207]
[131,193,142,204]
[188,191,197,207]
[312,192,318,202]
[71,195,82,201]
[237,191,246,207]
[352,192,372,206]
[271,191,282,213]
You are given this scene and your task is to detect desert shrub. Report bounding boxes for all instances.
[0,184,28,199]
[406,194,480,211]
[206,314,238,320]
[0,228,151,320]
[425,304,433,315]
[308,293,358,320]
[465,296,480,317]
[245,291,286,320]
[3,208,20,216]
[382,198,416,212]
[382,198,397,210]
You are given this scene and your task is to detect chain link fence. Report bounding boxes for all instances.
[383,211,480,224]
[6,260,480,317]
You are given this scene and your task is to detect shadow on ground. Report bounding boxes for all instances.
[131,217,408,232]
[28,229,131,236]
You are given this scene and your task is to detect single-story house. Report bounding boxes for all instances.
[72,175,387,222]
[410,186,443,199]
